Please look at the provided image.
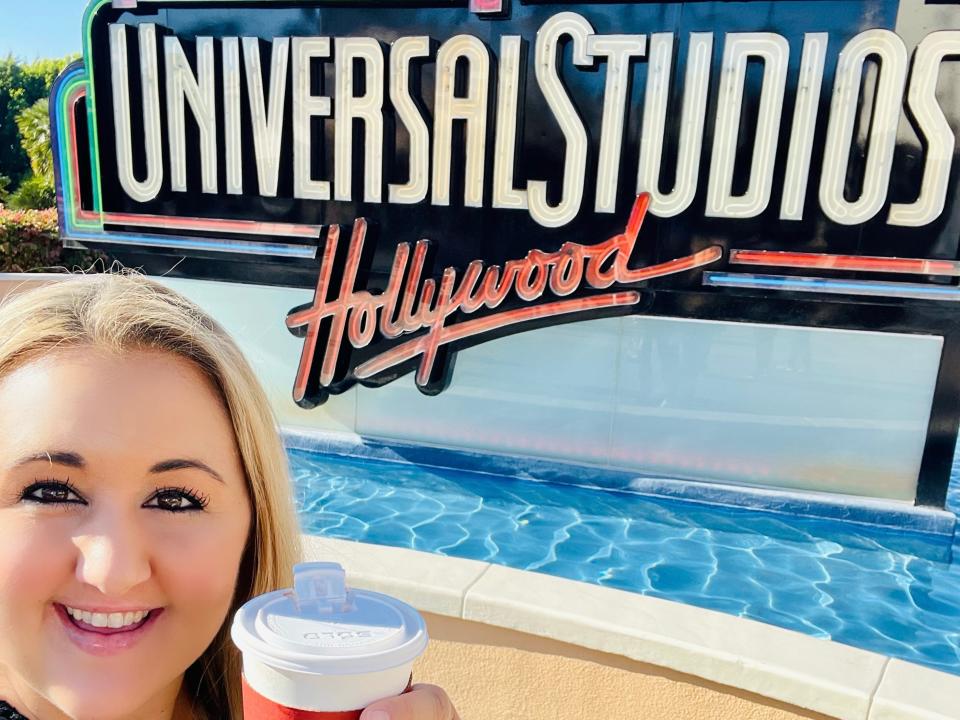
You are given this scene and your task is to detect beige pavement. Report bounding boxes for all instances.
[414,612,834,720]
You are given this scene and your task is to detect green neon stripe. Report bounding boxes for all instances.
[58,74,102,228]
[57,76,82,228]
[81,0,110,213]
[56,69,103,231]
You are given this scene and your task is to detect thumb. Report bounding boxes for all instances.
[359,683,460,720]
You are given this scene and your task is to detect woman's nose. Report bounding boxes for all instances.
[72,511,153,596]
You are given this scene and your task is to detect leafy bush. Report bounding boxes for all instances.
[0,207,107,273]
[8,174,55,210]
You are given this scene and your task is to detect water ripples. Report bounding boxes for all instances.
[291,447,960,676]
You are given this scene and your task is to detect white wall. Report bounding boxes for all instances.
[153,277,941,502]
[0,273,940,502]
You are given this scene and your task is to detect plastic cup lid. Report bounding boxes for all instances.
[231,562,428,675]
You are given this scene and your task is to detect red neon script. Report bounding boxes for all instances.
[286,194,722,403]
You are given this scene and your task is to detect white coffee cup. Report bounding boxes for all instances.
[231,562,428,717]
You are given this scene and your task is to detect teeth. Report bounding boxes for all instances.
[65,606,149,629]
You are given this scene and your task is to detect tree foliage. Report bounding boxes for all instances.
[16,97,53,181]
[8,174,55,210]
[0,55,76,188]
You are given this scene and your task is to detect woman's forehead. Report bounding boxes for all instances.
[0,347,240,470]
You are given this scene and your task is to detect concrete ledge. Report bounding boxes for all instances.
[303,535,960,720]
[869,659,960,719]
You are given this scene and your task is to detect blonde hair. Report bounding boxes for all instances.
[0,272,303,718]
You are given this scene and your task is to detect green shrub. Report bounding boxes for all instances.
[0,207,107,273]
[0,55,77,187]
[8,174,55,210]
[16,97,53,182]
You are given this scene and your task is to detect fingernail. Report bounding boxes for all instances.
[362,711,390,720]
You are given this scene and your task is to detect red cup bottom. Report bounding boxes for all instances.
[241,674,413,719]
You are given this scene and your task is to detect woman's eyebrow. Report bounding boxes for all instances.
[11,450,85,470]
[149,459,224,484]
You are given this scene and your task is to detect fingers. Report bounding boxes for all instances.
[359,683,461,720]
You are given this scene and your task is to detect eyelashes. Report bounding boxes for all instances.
[149,485,211,511]
[21,478,210,513]
[23,477,84,505]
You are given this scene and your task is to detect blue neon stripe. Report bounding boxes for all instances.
[51,65,95,238]
[65,230,318,258]
[704,273,960,301]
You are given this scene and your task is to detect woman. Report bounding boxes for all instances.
[0,272,460,720]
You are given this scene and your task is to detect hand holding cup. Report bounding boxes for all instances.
[232,562,429,719]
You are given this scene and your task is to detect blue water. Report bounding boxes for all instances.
[290,447,960,676]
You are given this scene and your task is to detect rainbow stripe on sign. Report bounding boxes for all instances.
[64,0,562,247]
[51,53,320,258]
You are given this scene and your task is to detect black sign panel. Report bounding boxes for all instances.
[52,0,960,506]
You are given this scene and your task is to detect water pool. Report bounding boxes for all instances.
[290,446,960,676]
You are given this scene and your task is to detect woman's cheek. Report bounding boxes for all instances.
[0,517,73,596]
[0,517,74,659]
[153,513,250,614]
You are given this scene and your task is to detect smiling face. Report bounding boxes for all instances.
[0,346,252,720]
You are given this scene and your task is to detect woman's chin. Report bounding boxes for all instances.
[44,693,159,720]
[38,675,178,720]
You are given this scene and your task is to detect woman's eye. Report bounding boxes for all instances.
[145,488,209,513]
[20,482,208,512]
[22,481,84,505]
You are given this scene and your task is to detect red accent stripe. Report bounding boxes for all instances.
[66,87,105,224]
[469,0,503,11]
[101,211,321,238]
[66,87,85,215]
[66,86,317,238]
[730,250,960,276]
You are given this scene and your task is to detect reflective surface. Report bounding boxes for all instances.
[54,0,960,504]
[292,446,960,676]
[162,272,944,502]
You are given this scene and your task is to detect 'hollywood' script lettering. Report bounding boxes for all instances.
[286,193,722,406]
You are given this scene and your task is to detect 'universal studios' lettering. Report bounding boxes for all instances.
[107,14,960,228]
[48,0,960,506]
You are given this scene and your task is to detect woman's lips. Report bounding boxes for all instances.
[54,603,164,656]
